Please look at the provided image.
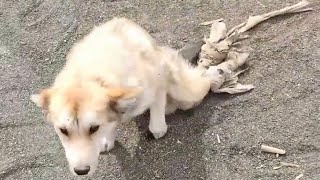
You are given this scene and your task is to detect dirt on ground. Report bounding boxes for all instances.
[0,0,319,179]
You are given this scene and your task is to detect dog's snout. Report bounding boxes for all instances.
[74,166,90,175]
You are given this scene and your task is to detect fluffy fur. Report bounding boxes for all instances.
[31,17,220,175]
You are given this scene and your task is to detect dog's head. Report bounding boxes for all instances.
[30,84,140,175]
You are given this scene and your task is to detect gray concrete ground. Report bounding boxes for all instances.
[0,0,319,179]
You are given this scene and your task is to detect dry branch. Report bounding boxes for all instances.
[198,1,313,94]
[227,0,312,37]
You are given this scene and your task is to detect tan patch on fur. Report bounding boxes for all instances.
[46,86,105,123]
[106,87,141,100]
[61,88,82,118]
[46,85,143,123]
[32,88,53,109]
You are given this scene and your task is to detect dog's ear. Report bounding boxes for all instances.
[106,87,142,114]
[30,88,52,110]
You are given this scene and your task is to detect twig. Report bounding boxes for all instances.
[216,134,221,144]
[273,165,282,170]
[273,162,300,170]
[261,145,286,154]
[294,174,304,180]
[255,0,266,7]
[280,162,300,168]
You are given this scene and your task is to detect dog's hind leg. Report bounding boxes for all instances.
[165,95,179,115]
[167,68,211,111]
[165,67,225,114]
[163,47,224,112]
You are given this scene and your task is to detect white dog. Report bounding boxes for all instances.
[31,17,222,175]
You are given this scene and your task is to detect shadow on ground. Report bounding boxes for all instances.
[104,94,235,180]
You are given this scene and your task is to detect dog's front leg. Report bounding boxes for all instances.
[100,121,119,152]
[149,89,168,139]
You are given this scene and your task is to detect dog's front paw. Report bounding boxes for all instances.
[100,138,115,153]
[149,124,168,139]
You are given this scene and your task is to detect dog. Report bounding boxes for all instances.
[30,17,222,176]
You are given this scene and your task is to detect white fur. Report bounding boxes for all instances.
[31,17,222,175]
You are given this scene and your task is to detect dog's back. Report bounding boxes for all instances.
[55,18,160,88]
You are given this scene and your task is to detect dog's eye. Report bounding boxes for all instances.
[89,125,99,135]
[59,128,69,136]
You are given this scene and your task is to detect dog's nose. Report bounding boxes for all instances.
[74,166,90,175]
